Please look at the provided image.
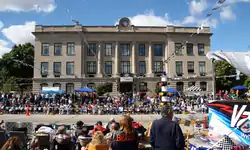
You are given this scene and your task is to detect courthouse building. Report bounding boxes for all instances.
[32,17,213,94]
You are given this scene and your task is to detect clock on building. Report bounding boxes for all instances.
[119,17,131,28]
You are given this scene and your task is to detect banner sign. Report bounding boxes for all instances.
[208,100,250,145]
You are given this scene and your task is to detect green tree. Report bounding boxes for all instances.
[0,43,34,93]
[243,77,250,88]
[215,61,247,91]
[96,83,112,96]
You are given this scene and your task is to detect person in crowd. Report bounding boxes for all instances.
[51,126,73,150]
[105,122,119,148]
[111,115,138,150]
[1,136,22,150]
[75,121,84,137]
[150,104,185,150]
[85,131,109,150]
[105,118,115,132]
[92,121,107,136]
[77,126,92,150]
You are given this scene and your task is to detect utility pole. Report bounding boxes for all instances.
[212,59,216,100]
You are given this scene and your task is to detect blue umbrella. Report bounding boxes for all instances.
[232,85,248,90]
[167,88,179,93]
[75,87,96,93]
[41,90,65,94]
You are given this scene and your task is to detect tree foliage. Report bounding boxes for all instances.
[243,77,250,88]
[0,43,34,92]
[215,61,247,91]
[96,83,112,96]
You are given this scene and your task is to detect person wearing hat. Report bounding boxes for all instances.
[92,121,107,136]
[51,126,73,150]
[150,104,185,150]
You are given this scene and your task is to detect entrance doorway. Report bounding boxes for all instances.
[120,82,133,93]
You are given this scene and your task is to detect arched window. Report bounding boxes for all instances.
[87,83,95,89]
[200,82,207,91]
[176,82,184,91]
[139,82,147,92]
[188,82,195,87]
[66,83,74,93]
[53,83,61,90]
[40,83,48,90]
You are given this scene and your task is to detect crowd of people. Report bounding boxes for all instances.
[0,104,185,150]
[0,92,210,115]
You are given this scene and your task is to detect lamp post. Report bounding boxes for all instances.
[212,59,216,100]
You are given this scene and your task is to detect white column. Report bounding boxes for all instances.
[147,42,154,77]
[113,41,120,77]
[96,42,102,77]
[164,42,168,73]
[131,42,136,74]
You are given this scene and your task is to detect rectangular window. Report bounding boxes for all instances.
[138,44,145,56]
[139,61,146,74]
[66,62,74,75]
[105,61,112,74]
[199,61,206,73]
[87,61,97,74]
[105,43,112,56]
[41,43,49,56]
[153,44,163,56]
[53,62,61,74]
[175,61,183,74]
[198,44,205,55]
[41,62,49,75]
[175,43,183,55]
[67,42,75,56]
[120,44,130,56]
[187,61,194,73]
[54,43,62,56]
[154,61,163,73]
[186,43,193,55]
[87,43,97,56]
[121,61,130,73]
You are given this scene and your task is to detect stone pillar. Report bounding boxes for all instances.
[147,42,154,77]
[113,41,120,77]
[164,42,168,73]
[96,42,103,77]
[131,42,136,74]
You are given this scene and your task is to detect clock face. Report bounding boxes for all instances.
[119,18,130,27]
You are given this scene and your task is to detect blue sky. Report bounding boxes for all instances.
[0,0,250,56]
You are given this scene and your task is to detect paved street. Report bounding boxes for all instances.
[0,113,208,134]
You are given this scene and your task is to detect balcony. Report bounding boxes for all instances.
[176,72,183,77]
[200,72,206,76]
[53,72,61,77]
[41,71,48,77]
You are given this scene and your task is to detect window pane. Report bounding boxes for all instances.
[139,82,147,92]
[186,43,193,55]
[187,61,194,73]
[41,62,48,74]
[66,83,74,93]
[198,44,205,55]
[121,61,130,73]
[120,44,130,56]
[154,44,163,56]
[199,61,205,73]
[66,62,74,75]
[176,61,183,73]
[87,61,96,73]
[54,43,62,55]
[200,82,207,91]
[139,44,145,56]
[105,61,112,74]
[175,43,183,55]
[42,43,49,56]
[139,61,146,74]
[53,62,61,73]
[105,44,112,56]
[67,42,75,55]
[154,61,163,73]
[88,44,97,56]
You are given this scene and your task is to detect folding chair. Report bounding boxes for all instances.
[36,134,50,150]
[0,131,7,148]
[8,131,28,149]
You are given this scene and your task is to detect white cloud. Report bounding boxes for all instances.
[189,0,208,15]
[0,40,11,56]
[220,6,236,21]
[2,21,36,45]
[116,11,182,26]
[0,0,56,13]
